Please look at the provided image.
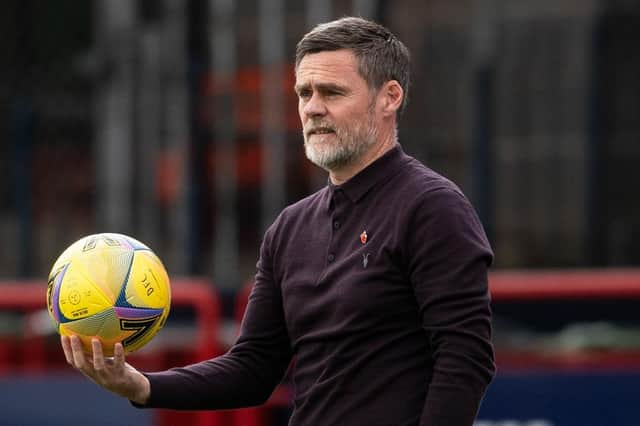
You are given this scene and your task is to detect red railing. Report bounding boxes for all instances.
[490,268,640,300]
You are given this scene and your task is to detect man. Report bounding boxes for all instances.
[62,17,495,426]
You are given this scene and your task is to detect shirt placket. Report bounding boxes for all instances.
[317,188,344,285]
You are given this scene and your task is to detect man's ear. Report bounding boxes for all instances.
[379,80,403,117]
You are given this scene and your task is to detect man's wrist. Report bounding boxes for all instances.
[128,372,151,405]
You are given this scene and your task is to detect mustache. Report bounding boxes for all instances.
[304,121,336,137]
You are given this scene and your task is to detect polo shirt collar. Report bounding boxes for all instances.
[327,144,407,208]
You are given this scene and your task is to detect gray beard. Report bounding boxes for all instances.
[303,115,378,172]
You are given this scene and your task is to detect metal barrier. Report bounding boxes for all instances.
[490,268,640,300]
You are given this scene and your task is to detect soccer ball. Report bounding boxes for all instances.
[46,233,171,356]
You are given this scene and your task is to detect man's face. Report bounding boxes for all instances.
[295,50,379,171]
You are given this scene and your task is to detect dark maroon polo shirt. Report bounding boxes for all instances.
[141,145,495,425]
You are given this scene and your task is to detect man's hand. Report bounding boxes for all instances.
[61,335,151,405]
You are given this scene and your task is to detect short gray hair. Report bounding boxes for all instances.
[295,17,411,113]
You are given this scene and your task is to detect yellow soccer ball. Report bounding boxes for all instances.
[46,233,171,356]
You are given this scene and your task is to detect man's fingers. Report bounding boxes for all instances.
[113,342,125,367]
[69,335,87,369]
[92,338,105,371]
[60,335,73,365]
[61,335,144,401]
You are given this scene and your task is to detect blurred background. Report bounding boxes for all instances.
[1,0,639,425]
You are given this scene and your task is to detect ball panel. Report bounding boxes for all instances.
[112,233,151,251]
[86,246,135,303]
[48,262,70,325]
[59,308,117,337]
[114,306,164,319]
[59,308,126,356]
[120,250,171,310]
[115,308,165,353]
[56,263,112,323]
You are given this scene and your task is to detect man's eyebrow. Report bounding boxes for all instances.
[295,82,346,93]
[294,83,308,93]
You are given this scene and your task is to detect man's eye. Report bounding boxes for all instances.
[298,90,312,99]
[326,90,344,98]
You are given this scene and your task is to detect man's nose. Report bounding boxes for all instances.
[303,93,327,118]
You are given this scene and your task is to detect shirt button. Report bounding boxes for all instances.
[328,253,335,262]
[333,221,340,229]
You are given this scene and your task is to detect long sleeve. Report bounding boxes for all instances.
[141,227,292,410]
[407,187,495,426]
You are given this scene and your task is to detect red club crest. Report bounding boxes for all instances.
[360,231,368,244]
